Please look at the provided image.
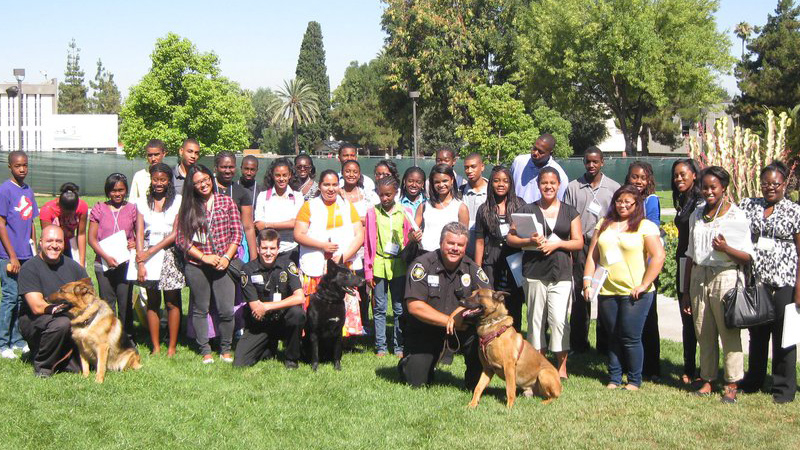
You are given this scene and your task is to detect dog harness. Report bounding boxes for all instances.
[479,325,525,366]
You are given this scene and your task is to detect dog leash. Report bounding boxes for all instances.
[437,332,461,366]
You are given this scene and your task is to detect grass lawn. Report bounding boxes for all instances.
[2,196,796,449]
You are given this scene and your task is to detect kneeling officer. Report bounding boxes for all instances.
[399,222,491,390]
[234,229,305,369]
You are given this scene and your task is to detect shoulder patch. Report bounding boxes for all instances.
[240,272,249,289]
[411,263,426,282]
[287,262,299,276]
[279,271,288,283]
[476,267,489,284]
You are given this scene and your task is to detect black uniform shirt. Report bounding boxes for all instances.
[404,250,491,334]
[215,181,253,210]
[240,258,302,311]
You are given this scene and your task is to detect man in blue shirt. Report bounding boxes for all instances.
[510,134,568,203]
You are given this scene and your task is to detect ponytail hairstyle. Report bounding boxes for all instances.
[177,164,215,241]
[147,163,176,211]
[58,182,80,212]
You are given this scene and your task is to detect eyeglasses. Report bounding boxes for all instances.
[760,181,784,189]
[193,176,212,187]
[296,165,312,170]
[615,200,635,207]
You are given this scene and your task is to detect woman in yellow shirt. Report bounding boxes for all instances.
[583,185,665,390]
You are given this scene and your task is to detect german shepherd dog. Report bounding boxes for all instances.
[46,278,141,383]
[460,289,562,408]
[305,259,365,371]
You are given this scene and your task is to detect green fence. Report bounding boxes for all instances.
[19,152,682,197]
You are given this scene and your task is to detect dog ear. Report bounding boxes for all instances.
[326,258,338,273]
[76,278,94,296]
[492,291,510,303]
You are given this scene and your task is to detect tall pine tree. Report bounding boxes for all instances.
[58,39,89,113]
[89,59,121,115]
[295,21,330,151]
[730,0,800,129]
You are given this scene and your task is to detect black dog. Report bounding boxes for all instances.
[305,259,365,371]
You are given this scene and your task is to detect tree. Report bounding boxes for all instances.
[119,33,254,157]
[734,21,754,59]
[381,0,521,130]
[89,59,121,115]
[249,88,292,153]
[516,0,732,155]
[331,58,401,153]
[269,78,321,155]
[295,21,331,150]
[730,0,800,129]
[58,39,88,113]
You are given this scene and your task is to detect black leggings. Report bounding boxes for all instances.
[94,263,134,342]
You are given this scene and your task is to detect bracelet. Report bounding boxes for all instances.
[582,276,592,281]
[222,254,231,261]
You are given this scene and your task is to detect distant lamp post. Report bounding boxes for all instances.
[409,91,420,166]
[13,69,25,151]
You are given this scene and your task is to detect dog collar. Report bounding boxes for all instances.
[479,325,511,350]
[72,300,101,327]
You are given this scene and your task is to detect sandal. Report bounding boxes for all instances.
[693,380,712,396]
[680,374,692,385]
[606,383,620,390]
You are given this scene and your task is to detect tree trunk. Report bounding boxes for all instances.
[639,125,650,155]
[293,120,299,155]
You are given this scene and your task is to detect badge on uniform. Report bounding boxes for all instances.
[587,200,603,216]
[250,274,264,285]
[461,273,471,287]
[411,263,426,281]
[477,268,489,284]
[288,262,299,276]
[280,271,288,283]
[240,273,248,288]
[427,275,440,287]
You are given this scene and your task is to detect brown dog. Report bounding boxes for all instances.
[46,278,141,383]
[460,289,561,408]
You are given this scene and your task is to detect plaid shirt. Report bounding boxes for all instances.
[176,194,242,264]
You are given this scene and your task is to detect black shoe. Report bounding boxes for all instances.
[773,396,794,404]
[34,369,52,379]
[284,360,299,370]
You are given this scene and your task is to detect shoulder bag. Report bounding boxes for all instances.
[722,264,774,329]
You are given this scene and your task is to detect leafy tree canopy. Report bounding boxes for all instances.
[295,21,331,150]
[119,33,254,157]
[331,58,401,153]
[89,59,121,115]
[516,0,732,155]
[456,83,572,163]
[731,0,800,129]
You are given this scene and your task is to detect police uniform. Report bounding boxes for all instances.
[233,258,304,367]
[399,249,491,389]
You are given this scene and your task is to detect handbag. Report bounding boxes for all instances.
[722,265,775,329]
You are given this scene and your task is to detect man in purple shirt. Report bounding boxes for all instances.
[0,151,38,359]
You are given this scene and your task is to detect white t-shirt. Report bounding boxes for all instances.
[421,199,463,251]
[254,187,304,254]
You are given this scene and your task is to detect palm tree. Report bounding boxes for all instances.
[734,21,753,59]
[268,78,320,154]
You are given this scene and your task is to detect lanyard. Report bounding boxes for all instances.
[108,203,122,234]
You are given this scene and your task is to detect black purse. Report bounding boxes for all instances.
[722,265,775,329]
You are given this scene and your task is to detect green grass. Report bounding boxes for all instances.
[656,190,674,209]
[2,196,795,449]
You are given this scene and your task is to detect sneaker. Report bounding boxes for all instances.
[220,354,233,363]
[17,344,30,354]
[202,355,214,364]
[1,348,18,359]
[284,360,299,370]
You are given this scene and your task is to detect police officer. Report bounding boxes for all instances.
[233,228,305,369]
[399,222,491,389]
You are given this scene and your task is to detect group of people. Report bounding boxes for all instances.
[0,134,796,405]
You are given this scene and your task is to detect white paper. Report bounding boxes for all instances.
[404,209,420,231]
[588,266,608,303]
[505,252,524,288]
[782,303,800,349]
[98,230,131,272]
[126,248,165,281]
[710,220,753,262]
[511,213,543,238]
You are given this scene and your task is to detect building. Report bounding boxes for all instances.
[0,78,58,152]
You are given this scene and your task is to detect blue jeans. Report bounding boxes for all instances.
[0,259,26,349]
[597,292,655,387]
[373,276,405,354]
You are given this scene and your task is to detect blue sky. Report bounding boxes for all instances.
[0,0,783,97]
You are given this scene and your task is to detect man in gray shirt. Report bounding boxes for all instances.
[563,147,620,353]
[460,153,488,259]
